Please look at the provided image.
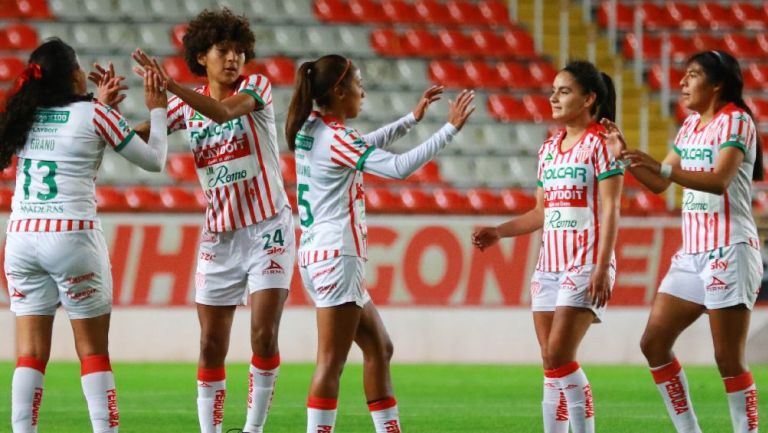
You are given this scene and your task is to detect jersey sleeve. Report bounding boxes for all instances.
[239,74,272,109]
[718,110,754,155]
[329,127,375,171]
[594,135,624,181]
[92,102,135,152]
[166,95,187,134]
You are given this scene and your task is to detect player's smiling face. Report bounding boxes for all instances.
[198,41,246,85]
[680,62,720,113]
[550,71,595,123]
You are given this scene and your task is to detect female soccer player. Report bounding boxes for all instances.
[128,8,294,433]
[602,50,762,433]
[284,54,474,433]
[472,60,623,433]
[2,38,168,433]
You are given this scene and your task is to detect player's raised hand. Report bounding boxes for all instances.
[90,62,127,108]
[620,149,661,173]
[144,69,167,111]
[588,267,612,308]
[447,89,475,130]
[412,85,444,122]
[471,226,500,252]
[599,117,627,159]
[132,48,173,90]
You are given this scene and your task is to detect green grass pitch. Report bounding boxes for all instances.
[0,363,766,432]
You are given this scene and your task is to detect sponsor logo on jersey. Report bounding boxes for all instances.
[106,389,119,428]
[542,166,588,183]
[706,277,728,291]
[35,110,70,124]
[263,260,284,275]
[67,287,97,301]
[576,143,591,163]
[544,187,587,208]
[193,135,251,168]
[206,165,248,189]
[679,147,713,164]
[201,231,218,243]
[556,392,569,421]
[67,272,95,285]
[296,133,314,151]
[710,258,729,271]
[682,192,708,212]
[19,202,65,214]
[190,118,244,143]
[561,276,577,290]
[10,288,25,298]
[29,138,55,151]
[189,111,205,122]
[297,163,311,178]
[213,389,226,425]
[545,210,579,230]
[665,376,690,415]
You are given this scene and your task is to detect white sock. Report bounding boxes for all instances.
[550,362,594,433]
[724,372,759,432]
[307,397,337,433]
[368,397,401,433]
[12,357,46,433]
[650,358,701,433]
[80,355,119,433]
[541,375,569,433]
[197,367,226,433]
[243,354,280,433]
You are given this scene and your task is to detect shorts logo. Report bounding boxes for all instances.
[710,259,728,271]
[561,276,577,291]
[201,231,218,243]
[312,266,336,280]
[266,246,287,255]
[195,272,206,289]
[67,288,97,301]
[530,281,542,297]
[200,251,216,262]
[263,260,284,275]
[67,272,95,285]
[316,283,338,295]
[706,277,728,291]
[10,288,25,298]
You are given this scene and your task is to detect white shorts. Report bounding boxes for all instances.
[530,264,616,323]
[5,230,113,319]
[299,255,371,308]
[195,206,295,306]
[658,243,762,310]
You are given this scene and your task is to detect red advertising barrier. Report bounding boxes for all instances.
[0,215,707,307]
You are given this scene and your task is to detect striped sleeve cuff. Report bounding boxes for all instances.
[114,130,136,152]
[355,146,377,171]
[240,88,266,106]
[719,141,747,155]
[597,168,624,181]
[673,145,682,155]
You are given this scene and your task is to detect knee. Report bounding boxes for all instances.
[251,325,279,356]
[639,329,670,363]
[544,343,572,370]
[199,333,228,360]
[315,354,348,379]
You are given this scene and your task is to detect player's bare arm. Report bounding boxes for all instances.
[589,174,622,308]
[472,187,544,251]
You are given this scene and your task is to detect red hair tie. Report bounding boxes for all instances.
[11,63,42,95]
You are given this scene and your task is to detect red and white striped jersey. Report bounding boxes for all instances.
[674,103,759,254]
[294,111,373,266]
[536,123,624,272]
[167,74,288,232]
[10,100,134,229]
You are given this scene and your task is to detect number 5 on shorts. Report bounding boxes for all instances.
[298,183,314,227]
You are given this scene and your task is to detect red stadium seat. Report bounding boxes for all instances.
[194,188,208,208]
[470,30,508,58]
[691,33,727,52]
[402,29,446,57]
[464,61,505,89]
[411,160,442,183]
[280,153,296,185]
[528,62,557,89]
[640,3,675,29]
[95,186,130,212]
[428,60,469,88]
[487,94,532,122]
[159,186,202,212]
[349,0,387,23]
[434,188,472,213]
[478,0,510,26]
[264,57,295,86]
[437,29,475,57]
[758,34,768,58]
[0,156,16,181]
[381,0,420,23]
[0,186,13,211]
[0,57,25,82]
[747,98,768,123]
[667,34,695,62]
[0,87,7,111]
[0,1,22,18]
[523,94,551,123]
[648,65,684,91]
[402,187,438,213]
[724,34,763,59]
[162,57,203,84]
[597,1,633,30]
[365,187,406,213]
[414,0,455,25]
[732,2,768,29]
[242,61,268,77]
[171,24,187,50]
[665,2,707,29]
[447,1,486,26]
[698,2,740,30]
[467,188,505,213]
[371,28,402,57]
[502,29,536,59]
[746,64,768,91]
[1,24,38,50]
[314,0,357,23]
[622,34,661,60]
[166,153,198,183]
[632,190,667,214]
[124,186,164,212]
[16,0,51,19]
[500,189,535,213]
[496,61,538,90]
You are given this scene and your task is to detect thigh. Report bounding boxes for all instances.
[533,311,555,361]
[316,302,363,363]
[354,301,392,356]
[197,304,237,339]
[249,288,289,330]
[643,293,705,347]
[703,244,762,310]
[196,229,248,306]
[545,306,596,367]
[247,207,296,292]
[15,315,55,361]
[5,233,59,317]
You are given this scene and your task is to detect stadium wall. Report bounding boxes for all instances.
[0,214,766,364]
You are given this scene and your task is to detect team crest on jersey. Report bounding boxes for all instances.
[190,111,205,122]
[544,153,554,162]
[706,277,728,291]
[575,143,591,163]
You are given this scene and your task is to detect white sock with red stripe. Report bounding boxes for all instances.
[197,367,226,433]
[80,355,119,433]
[368,397,401,433]
[243,354,280,433]
[307,396,337,433]
[12,357,46,433]
[541,374,569,433]
[650,358,701,433]
[724,372,759,432]
[546,362,594,433]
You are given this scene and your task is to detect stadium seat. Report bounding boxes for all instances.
[124,186,164,211]
[402,29,447,57]
[104,24,140,51]
[467,188,505,213]
[477,0,510,26]
[0,57,25,82]
[502,29,536,59]
[470,30,508,58]
[508,157,538,187]
[597,1,633,30]
[528,62,557,89]
[95,186,130,212]
[381,0,420,24]
[698,2,740,30]
[464,61,505,89]
[746,64,768,90]
[314,0,356,23]
[365,187,406,213]
[0,24,38,50]
[437,29,475,57]
[264,57,295,85]
[487,94,533,122]
[500,188,535,213]
[732,2,768,29]
[272,26,307,56]
[434,187,472,213]
[116,0,153,21]
[280,153,297,185]
[394,59,430,88]
[632,190,667,214]
[474,156,513,187]
[447,1,486,27]
[401,187,438,213]
[411,160,442,183]
[428,60,469,88]
[724,33,764,59]
[496,61,538,90]
[665,2,707,30]
[691,33,727,52]
[82,0,116,21]
[159,186,202,212]
[171,23,187,50]
[647,65,684,91]
[747,98,768,123]
[0,186,12,211]
[622,34,661,60]
[522,95,551,123]
[414,0,455,26]
[49,0,85,20]
[514,123,548,154]
[71,24,108,51]
[163,57,204,84]
[166,153,198,183]
[15,0,51,18]
[371,28,402,57]
[282,0,318,23]
[438,156,475,186]
[148,0,190,22]
[349,0,386,23]
[337,26,373,55]
[138,24,175,53]
[640,3,675,29]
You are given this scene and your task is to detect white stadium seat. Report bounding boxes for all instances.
[148,0,190,21]
[337,27,372,56]
[248,0,288,23]
[272,26,307,56]
[394,59,430,88]
[474,156,514,187]
[71,24,108,52]
[508,156,539,187]
[48,0,86,20]
[104,24,140,51]
[281,0,317,23]
[137,24,175,54]
[437,156,476,187]
[82,0,118,21]
[304,26,338,56]
[35,23,71,43]
[115,0,154,21]
[514,123,548,154]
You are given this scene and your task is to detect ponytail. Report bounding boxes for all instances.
[597,72,616,122]
[734,97,764,180]
[562,60,615,122]
[284,54,356,152]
